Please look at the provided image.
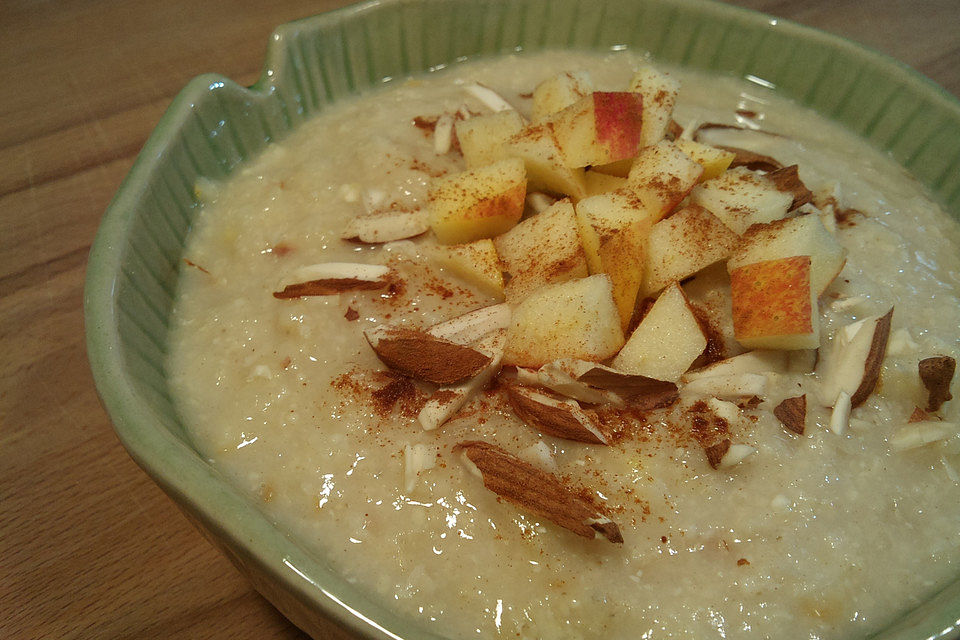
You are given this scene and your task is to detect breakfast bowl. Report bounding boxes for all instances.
[85,0,960,638]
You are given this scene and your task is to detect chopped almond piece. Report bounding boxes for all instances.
[919,356,955,412]
[273,263,392,298]
[774,395,806,435]
[765,165,813,211]
[419,332,505,431]
[455,440,623,543]
[506,384,608,444]
[365,326,492,385]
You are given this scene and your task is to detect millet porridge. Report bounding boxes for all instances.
[167,50,960,639]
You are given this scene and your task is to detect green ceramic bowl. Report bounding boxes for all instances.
[85,0,960,638]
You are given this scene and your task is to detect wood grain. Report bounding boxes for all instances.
[1,1,957,639]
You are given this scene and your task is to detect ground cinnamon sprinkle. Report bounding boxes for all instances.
[687,400,730,447]
[412,115,438,134]
[271,242,294,256]
[835,207,863,227]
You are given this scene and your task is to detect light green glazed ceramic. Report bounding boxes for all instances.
[84,1,960,638]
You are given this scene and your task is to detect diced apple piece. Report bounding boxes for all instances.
[612,282,707,382]
[575,190,659,274]
[673,138,735,182]
[729,255,819,350]
[681,262,743,361]
[428,158,526,244]
[504,123,586,199]
[628,65,680,147]
[592,158,635,178]
[503,274,625,368]
[455,110,526,168]
[626,142,703,219]
[494,199,588,302]
[728,215,846,296]
[551,92,644,168]
[641,204,739,297]
[532,71,593,122]
[600,222,650,330]
[584,169,628,197]
[689,167,792,235]
[430,239,505,300]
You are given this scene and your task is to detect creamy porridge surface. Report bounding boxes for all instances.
[168,51,960,639]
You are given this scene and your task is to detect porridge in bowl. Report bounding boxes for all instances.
[168,51,960,638]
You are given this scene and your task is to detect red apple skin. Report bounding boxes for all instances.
[593,92,643,162]
[730,255,813,339]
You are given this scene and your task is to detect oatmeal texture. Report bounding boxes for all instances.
[168,51,960,639]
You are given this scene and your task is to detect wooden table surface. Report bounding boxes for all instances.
[2,1,958,638]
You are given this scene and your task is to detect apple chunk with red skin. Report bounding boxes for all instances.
[628,65,680,147]
[532,71,593,122]
[728,214,845,296]
[729,255,820,350]
[551,92,644,168]
[428,158,526,244]
[504,123,586,199]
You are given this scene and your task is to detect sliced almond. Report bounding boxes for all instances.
[506,384,607,444]
[818,308,894,408]
[706,397,742,425]
[342,209,430,243]
[774,395,806,435]
[552,359,679,407]
[536,361,623,406]
[455,440,622,543]
[890,421,956,451]
[718,444,757,468]
[426,303,512,345]
[682,373,768,399]
[704,439,731,469]
[418,331,505,431]
[365,325,492,385]
[434,113,455,155]
[830,390,851,435]
[464,83,515,112]
[850,308,893,407]
[919,355,955,412]
[765,165,812,211]
[714,145,782,172]
[273,263,392,298]
[403,444,437,492]
[683,350,789,383]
